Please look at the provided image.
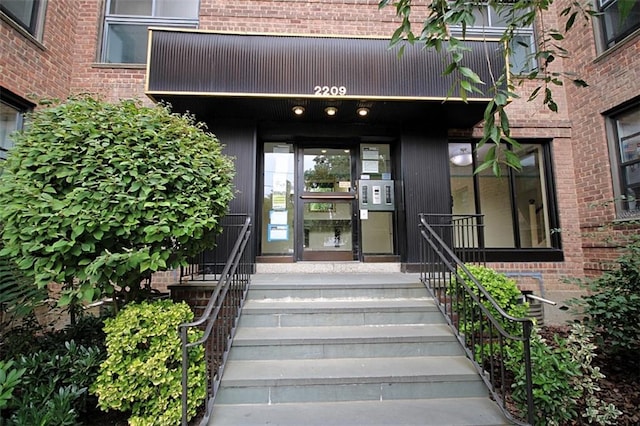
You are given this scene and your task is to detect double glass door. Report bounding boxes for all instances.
[261,142,394,261]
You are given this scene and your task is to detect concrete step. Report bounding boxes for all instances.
[210,397,511,426]
[247,273,427,300]
[215,356,488,404]
[229,324,463,359]
[208,273,508,425]
[239,297,445,327]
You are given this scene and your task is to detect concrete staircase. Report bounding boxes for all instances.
[209,273,510,425]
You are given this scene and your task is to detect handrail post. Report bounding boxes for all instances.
[180,325,189,426]
[523,320,535,425]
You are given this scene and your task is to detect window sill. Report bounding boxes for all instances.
[92,63,147,70]
[484,248,564,263]
[594,28,640,64]
[613,214,640,224]
[0,12,45,50]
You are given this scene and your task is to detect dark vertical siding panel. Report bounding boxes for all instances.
[208,122,258,260]
[400,126,451,264]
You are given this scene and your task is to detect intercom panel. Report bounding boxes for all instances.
[359,180,395,211]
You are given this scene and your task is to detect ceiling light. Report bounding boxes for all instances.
[324,106,338,116]
[292,106,305,115]
[356,107,369,117]
[450,148,473,167]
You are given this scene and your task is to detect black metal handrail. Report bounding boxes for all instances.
[418,213,534,425]
[178,214,253,426]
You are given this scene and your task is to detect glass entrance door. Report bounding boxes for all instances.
[299,147,356,261]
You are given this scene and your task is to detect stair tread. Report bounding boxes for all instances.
[251,273,423,286]
[243,297,436,312]
[210,397,510,425]
[234,323,455,344]
[221,356,480,384]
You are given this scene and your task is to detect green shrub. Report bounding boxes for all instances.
[1,313,106,361]
[0,245,46,323]
[0,360,25,411]
[509,330,580,426]
[0,96,234,307]
[91,300,206,426]
[8,385,84,426]
[570,239,640,357]
[454,265,530,359]
[4,340,103,425]
[509,323,621,426]
[457,265,530,320]
[566,323,621,425]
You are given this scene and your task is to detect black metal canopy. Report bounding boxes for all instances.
[146,29,506,128]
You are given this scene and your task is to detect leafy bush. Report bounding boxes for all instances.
[1,313,106,361]
[571,239,640,357]
[566,323,621,425]
[0,360,25,411]
[0,96,234,307]
[8,385,85,426]
[4,340,103,425]
[0,241,47,324]
[92,300,206,426]
[510,330,580,426]
[509,323,621,426]
[456,264,530,329]
[454,265,530,359]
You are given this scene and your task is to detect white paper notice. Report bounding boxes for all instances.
[362,147,379,160]
[270,210,288,225]
[362,160,379,173]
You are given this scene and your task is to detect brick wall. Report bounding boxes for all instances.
[559,0,640,275]
[1,0,78,101]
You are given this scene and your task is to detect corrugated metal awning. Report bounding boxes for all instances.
[145,29,506,127]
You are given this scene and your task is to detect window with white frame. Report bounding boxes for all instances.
[609,104,640,218]
[102,0,200,64]
[450,3,536,75]
[0,0,47,39]
[599,0,640,49]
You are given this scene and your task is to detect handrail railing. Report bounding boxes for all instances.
[178,214,253,426]
[418,213,534,425]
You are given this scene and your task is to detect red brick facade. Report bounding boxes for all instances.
[2,0,638,321]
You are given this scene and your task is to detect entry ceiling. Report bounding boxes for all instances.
[158,95,490,129]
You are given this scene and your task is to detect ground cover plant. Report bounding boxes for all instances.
[0,314,107,425]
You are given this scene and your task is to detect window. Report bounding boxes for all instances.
[0,90,33,161]
[599,0,640,49]
[261,143,295,255]
[102,0,199,64]
[608,104,640,218]
[450,3,536,74]
[0,0,46,39]
[449,141,561,260]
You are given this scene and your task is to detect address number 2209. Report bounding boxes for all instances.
[314,86,347,96]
